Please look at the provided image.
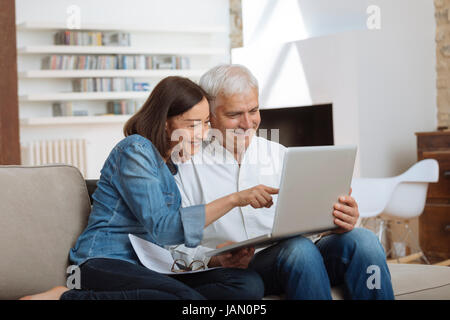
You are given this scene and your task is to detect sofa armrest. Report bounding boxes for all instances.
[85,179,99,204]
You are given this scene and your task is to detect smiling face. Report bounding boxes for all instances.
[165,96,210,161]
[210,88,260,159]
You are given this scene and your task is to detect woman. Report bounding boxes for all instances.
[21,76,278,300]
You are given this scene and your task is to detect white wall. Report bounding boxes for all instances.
[233,0,436,177]
[16,0,229,29]
[355,4,436,177]
[242,0,368,45]
[15,0,230,178]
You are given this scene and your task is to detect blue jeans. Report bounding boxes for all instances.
[61,258,264,300]
[248,228,394,300]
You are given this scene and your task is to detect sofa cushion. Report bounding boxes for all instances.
[264,262,450,299]
[387,263,450,300]
[0,165,91,300]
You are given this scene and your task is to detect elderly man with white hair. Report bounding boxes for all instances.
[170,64,394,300]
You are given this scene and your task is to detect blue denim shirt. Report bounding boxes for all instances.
[69,134,205,267]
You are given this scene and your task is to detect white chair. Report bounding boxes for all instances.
[351,159,439,263]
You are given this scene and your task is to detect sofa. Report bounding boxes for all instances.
[0,164,449,300]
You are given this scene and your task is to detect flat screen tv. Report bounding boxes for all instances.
[258,104,333,147]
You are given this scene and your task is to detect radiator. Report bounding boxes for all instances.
[21,139,87,177]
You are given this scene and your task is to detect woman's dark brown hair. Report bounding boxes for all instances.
[124,76,210,158]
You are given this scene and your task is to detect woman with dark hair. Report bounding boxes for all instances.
[21,76,278,300]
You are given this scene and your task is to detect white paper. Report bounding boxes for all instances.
[128,234,217,274]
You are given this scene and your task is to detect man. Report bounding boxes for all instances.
[170,64,394,300]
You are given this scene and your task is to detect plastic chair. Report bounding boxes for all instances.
[351,159,439,263]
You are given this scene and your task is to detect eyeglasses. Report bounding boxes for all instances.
[171,259,206,273]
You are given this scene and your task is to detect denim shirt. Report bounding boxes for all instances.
[69,134,205,267]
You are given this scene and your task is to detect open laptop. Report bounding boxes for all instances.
[204,145,357,257]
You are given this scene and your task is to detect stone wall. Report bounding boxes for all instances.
[435,0,450,129]
[229,0,243,49]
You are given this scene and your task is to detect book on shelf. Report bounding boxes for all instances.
[41,54,190,70]
[42,55,118,70]
[52,100,140,117]
[54,30,131,46]
[53,102,72,116]
[102,32,131,46]
[52,102,88,116]
[132,82,150,91]
[73,110,89,116]
[118,54,150,70]
[151,55,190,70]
[72,78,149,92]
[52,102,88,117]
[106,100,139,115]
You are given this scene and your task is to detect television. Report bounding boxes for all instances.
[258,104,333,147]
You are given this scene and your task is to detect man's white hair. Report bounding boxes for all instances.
[199,64,259,113]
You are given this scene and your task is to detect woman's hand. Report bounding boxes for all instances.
[233,185,279,209]
[208,241,255,269]
[204,184,279,227]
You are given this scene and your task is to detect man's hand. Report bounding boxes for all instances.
[208,241,255,269]
[332,188,359,234]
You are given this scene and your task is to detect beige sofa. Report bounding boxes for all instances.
[0,164,449,300]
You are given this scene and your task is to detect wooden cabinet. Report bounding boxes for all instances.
[416,131,450,262]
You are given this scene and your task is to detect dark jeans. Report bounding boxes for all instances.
[61,258,264,300]
[248,228,394,300]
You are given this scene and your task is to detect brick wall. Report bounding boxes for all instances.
[435,0,450,129]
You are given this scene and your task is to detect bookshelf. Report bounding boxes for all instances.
[17,21,229,124]
[19,69,207,79]
[20,115,132,126]
[19,91,150,102]
[16,21,228,34]
[18,45,225,55]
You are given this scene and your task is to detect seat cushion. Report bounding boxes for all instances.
[387,263,450,299]
[0,165,91,299]
[264,262,450,299]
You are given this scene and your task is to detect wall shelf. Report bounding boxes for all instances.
[16,21,228,34]
[20,91,150,102]
[17,20,228,130]
[18,69,206,79]
[17,45,225,55]
[20,115,132,126]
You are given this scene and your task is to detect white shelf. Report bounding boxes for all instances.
[20,115,132,126]
[18,45,226,55]
[20,91,150,102]
[18,69,206,79]
[17,20,229,127]
[16,21,228,34]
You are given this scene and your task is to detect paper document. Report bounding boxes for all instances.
[128,234,217,274]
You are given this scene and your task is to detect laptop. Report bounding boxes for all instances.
[204,145,357,257]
